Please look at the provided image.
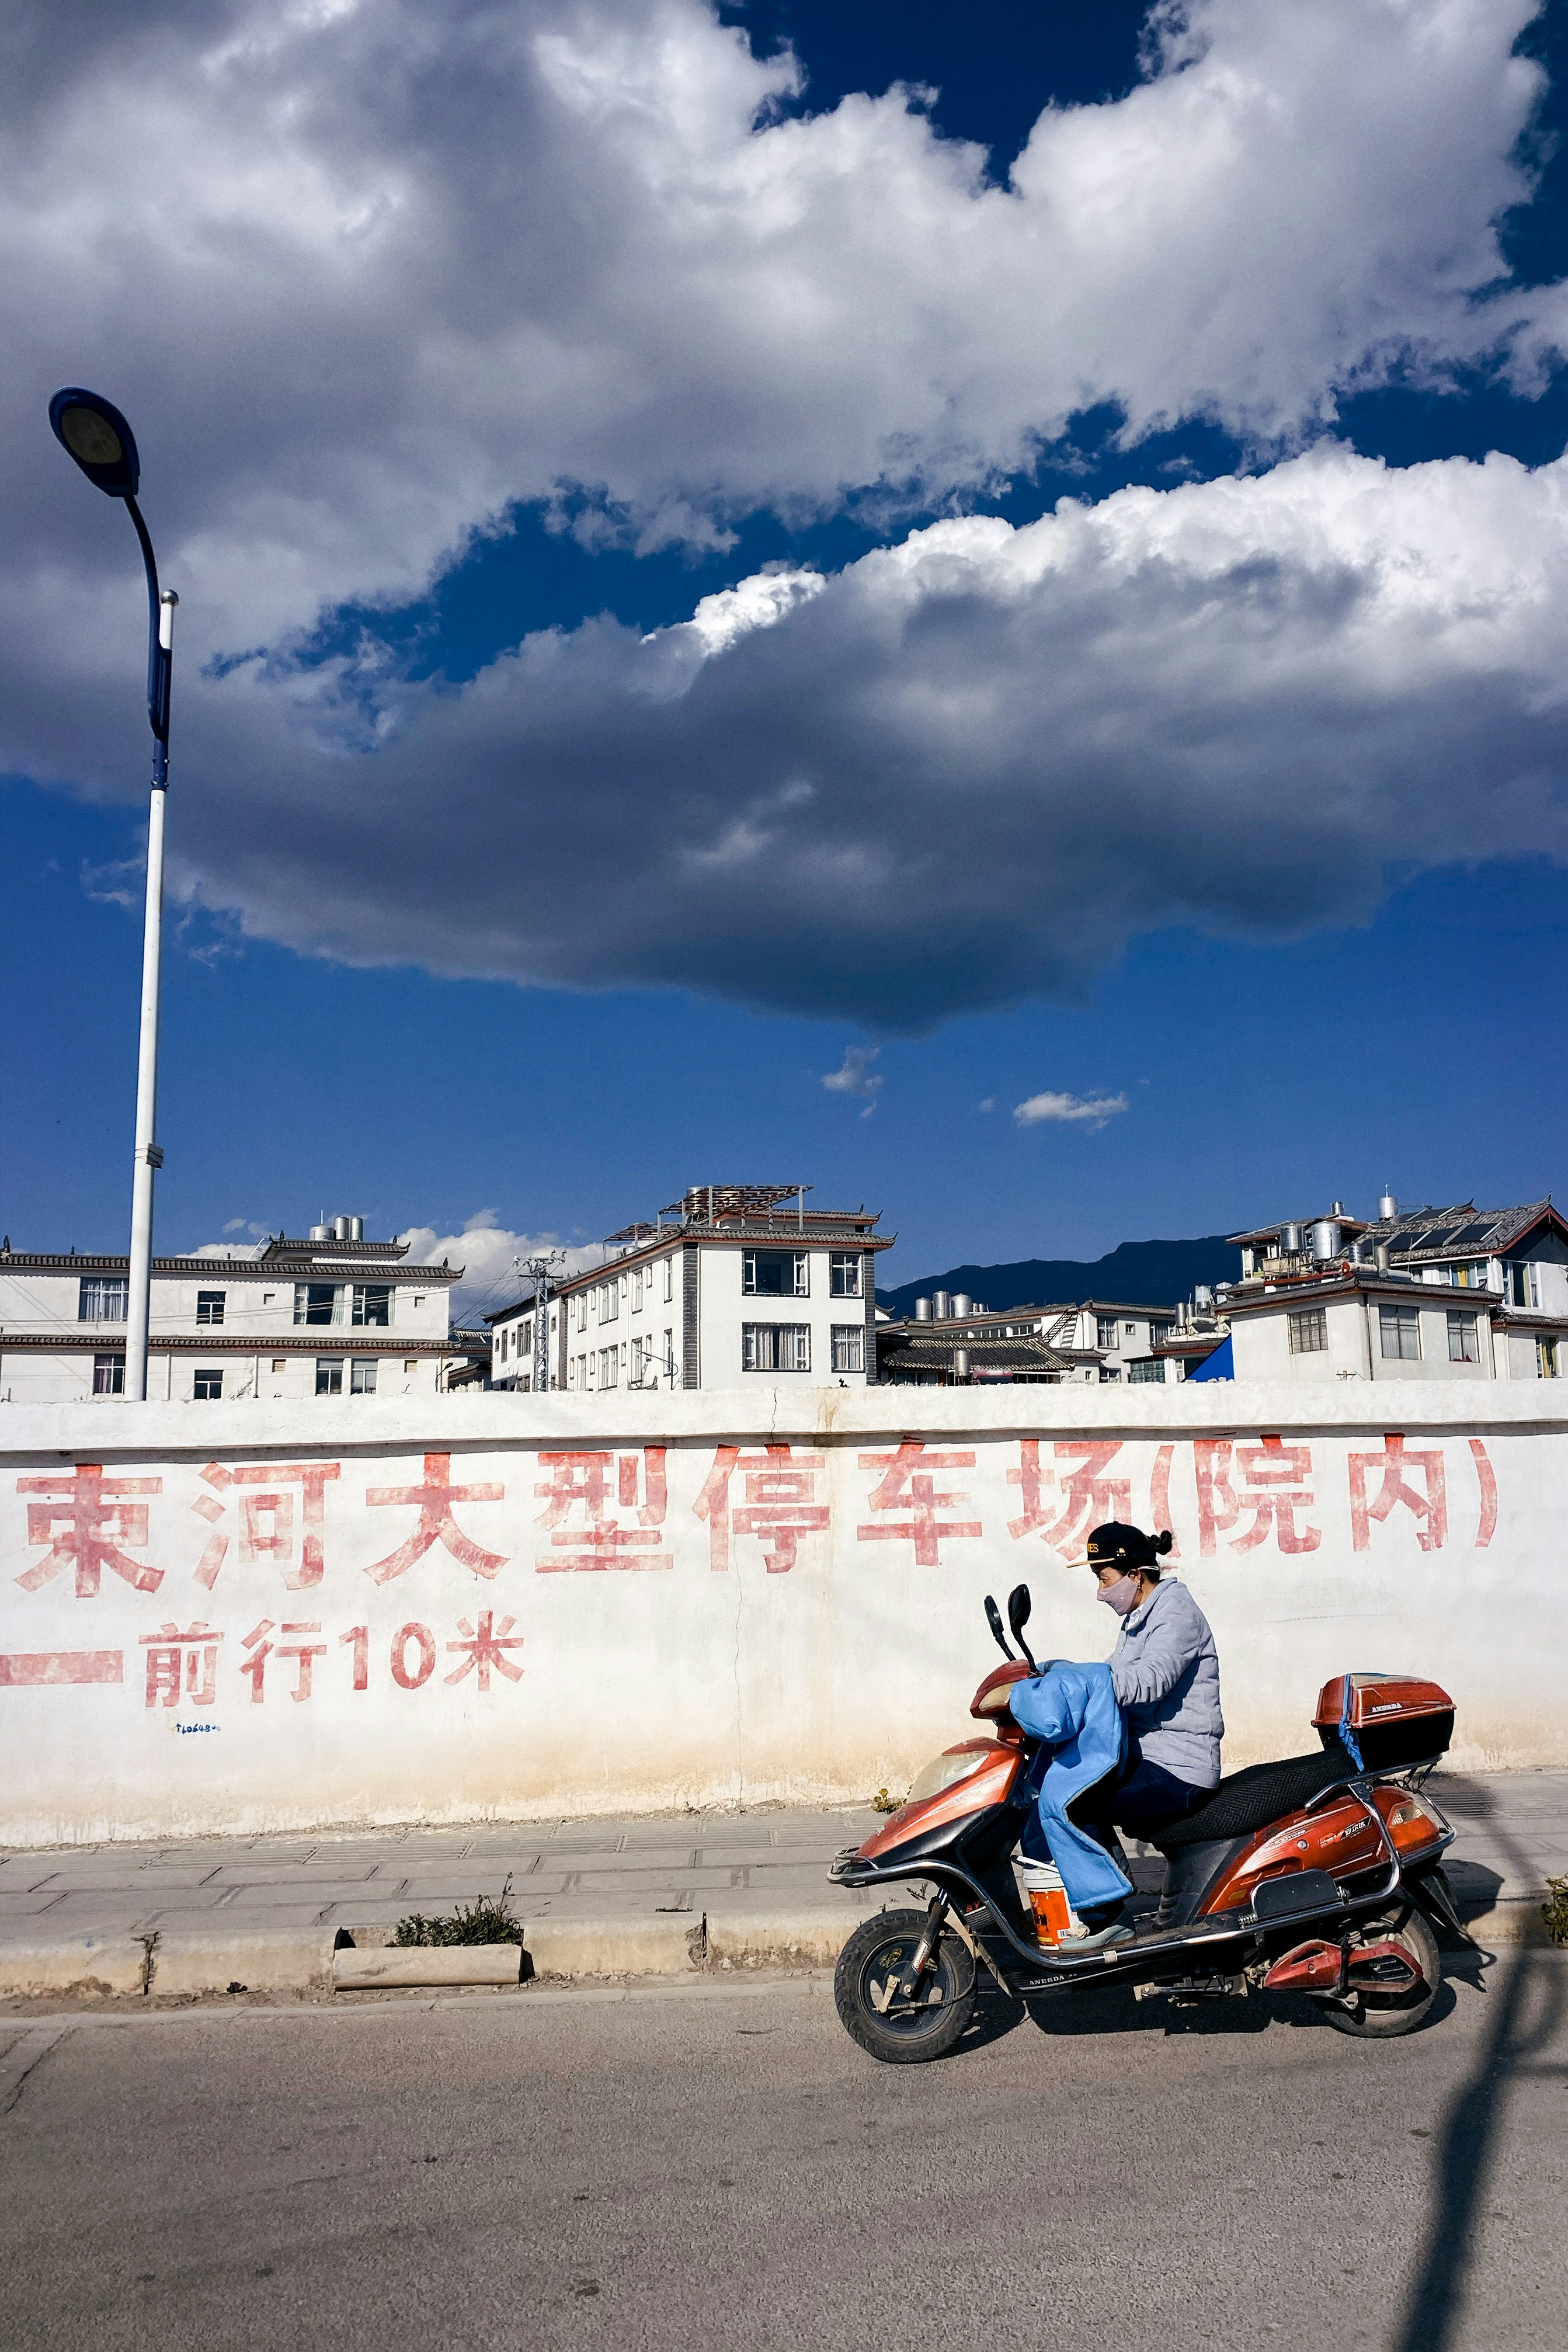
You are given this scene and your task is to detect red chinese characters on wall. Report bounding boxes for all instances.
[16,1463,164,1596]
[1007,1440,1131,1552]
[190,1461,342,1590]
[366,1452,507,1583]
[141,1621,224,1708]
[857,1441,981,1566]
[534,1448,667,1571]
[1348,1433,1448,1554]
[1194,1436,1322,1556]
[693,1444,829,1573]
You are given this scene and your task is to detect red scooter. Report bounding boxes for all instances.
[829,1584,1470,2064]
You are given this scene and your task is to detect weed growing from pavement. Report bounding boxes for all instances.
[1543,1874,1568,1944]
[394,1874,523,1947]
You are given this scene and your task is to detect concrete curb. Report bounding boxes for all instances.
[0,1899,1552,2000]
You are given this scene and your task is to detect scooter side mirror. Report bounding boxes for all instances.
[984,1594,1015,1660]
[1007,1584,1037,1671]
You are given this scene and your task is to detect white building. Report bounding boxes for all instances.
[0,1219,471,1405]
[876,1295,1222,1384]
[488,1184,889,1391]
[1221,1196,1567,1383]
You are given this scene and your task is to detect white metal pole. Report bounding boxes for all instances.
[124,590,176,1401]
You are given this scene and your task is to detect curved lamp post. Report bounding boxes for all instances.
[49,388,178,1402]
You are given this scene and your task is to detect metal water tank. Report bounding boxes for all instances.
[349,1217,364,1242]
[952,1292,972,1319]
[1378,1190,1399,1221]
[1194,1285,1214,1311]
[914,1297,933,1322]
[333,1215,350,1241]
[1310,1219,1342,1262]
[952,1348,970,1382]
[1281,1223,1303,1255]
[933,1290,951,1321]
[310,1224,332,1242]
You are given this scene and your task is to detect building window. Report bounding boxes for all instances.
[350,1359,378,1394]
[1447,1311,1479,1364]
[1124,1321,1138,1337]
[1507,1263,1539,1309]
[196,1289,225,1326]
[1096,1315,1117,1350]
[1098,1366,1121,1382]
[829,1253,862,1298]
[1150,1322,1175,1346]
[315,1357,345,1395]
[295,1283,340,1326]
[575,1293,587,1332]
[1379,1305,1422,1361]
[1539,1337,1560,1378]
[92,1352,124,1396]
[632,1267,644,1311]
[598,1346,619,1388]
[595,1281,620,1323]
[78,1277,128,1322]
[1128,1358,1164,1384]
[743,1250,808,1298]
[193,1368,223,1400]
[831,1324,864,1373]
[1288,1308,1327,1354]
[662,1256,675,1302]
[402,1359,416,1375]
[352,1283,391,1327]
[520,1319,533,1353]
[743,1323,811,1372]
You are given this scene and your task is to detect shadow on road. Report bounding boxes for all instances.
[1389,1783,1564,2352]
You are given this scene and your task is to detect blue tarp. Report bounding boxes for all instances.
[1186,1333,1233,1381]
[1009,1661,1132,1913]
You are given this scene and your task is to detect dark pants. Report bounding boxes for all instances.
[1020,1755,1207,1869]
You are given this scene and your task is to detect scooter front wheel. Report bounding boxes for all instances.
[834,1906,978,2065]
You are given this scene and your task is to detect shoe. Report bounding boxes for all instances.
[1060,1913,1135,1953]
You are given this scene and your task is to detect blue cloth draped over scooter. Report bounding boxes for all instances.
[1009,1661,1132,1915]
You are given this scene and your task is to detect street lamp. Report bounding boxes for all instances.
[49,388,178,1403]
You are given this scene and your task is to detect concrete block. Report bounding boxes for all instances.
[0,1934,146,1997]
[703,1905,874,1971]
[524,1916,700,1977]
[332,1943,523,1989]
[151,1929,339,1993]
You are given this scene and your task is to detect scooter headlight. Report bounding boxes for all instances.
[906,1748,993,1804]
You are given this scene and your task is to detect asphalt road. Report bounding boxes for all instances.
[4,1951,1565,2352]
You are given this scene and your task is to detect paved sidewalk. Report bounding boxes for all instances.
[1,1769,1559,1996]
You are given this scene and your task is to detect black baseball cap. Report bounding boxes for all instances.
[1070,1521,1172,1571]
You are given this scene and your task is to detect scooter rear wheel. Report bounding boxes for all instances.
[1318,1906,1441,2039]
[834,1907,978,2065]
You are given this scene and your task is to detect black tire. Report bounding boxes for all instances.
[834,1908,978,2065]
[1318,1906,1442,2039]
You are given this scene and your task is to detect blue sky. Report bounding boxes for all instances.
[4,2,1567,1315]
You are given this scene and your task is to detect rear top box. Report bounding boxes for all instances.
[1315,1672,1454,1770]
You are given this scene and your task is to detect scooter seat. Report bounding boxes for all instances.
[1148,1743,1358,1852]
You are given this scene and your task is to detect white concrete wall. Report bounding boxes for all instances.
[1,1385,1562,1846]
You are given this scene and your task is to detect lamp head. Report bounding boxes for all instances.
[49,388,140,498]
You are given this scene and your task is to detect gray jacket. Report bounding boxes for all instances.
[1108,1577,1223,1790]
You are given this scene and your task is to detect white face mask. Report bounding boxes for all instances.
[1097,1572,1142,1616]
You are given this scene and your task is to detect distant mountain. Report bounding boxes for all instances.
[877,1235,1239,1320]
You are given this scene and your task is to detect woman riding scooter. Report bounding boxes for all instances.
[1014,1519,1223,1948]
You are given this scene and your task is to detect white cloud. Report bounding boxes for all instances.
[1014,1090,1129,1130]
[5,5,1567,1025]
[394,1211,600,1326]
[977,1097,996,1113]
[823,1044,883,1116]
[53,440,1566,1026]
[2,0,1559,706]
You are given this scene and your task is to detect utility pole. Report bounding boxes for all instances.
[517,1252,565,1393]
